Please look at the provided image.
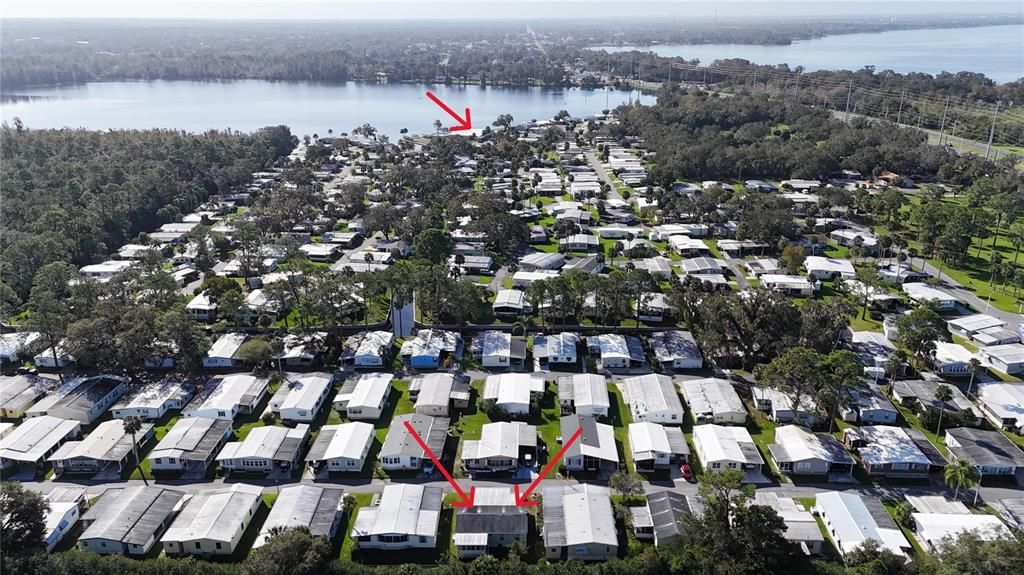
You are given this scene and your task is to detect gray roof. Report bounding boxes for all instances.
[542,484,616,548]
[560,414,618,463]
[381,414,449,457]
[255,484,344,546]
[992,498,1024,530]
[150,417,230,462]
[892,380,976,414]
[455,503,528,535]
[647,491,697,543]
[81,486,185,546]
[649,331,702,363]
[946,427,1024,468]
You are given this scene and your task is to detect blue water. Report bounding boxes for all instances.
[0,80,653,137]
[593,25,1023,83]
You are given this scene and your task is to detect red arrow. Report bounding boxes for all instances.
[403,420,475,508]
[513,426,583,507]
[425,90,473,132]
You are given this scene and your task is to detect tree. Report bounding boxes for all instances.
[0,481,49,553]
[896,307,950,366]
[492,113,514,130]
[243,526,333,575]
[799,298,854,353]
[609,471,644,497]
[25,261,79,382]
[944,457,980,500]
[780,244,806,275]
[237,338,273,368]
[844,539,915,575]
[413,228,454,264]
[122,416,148,486]
[966,357,983,397]
[756,347,823,423]
[891,501,914,527]
[933,384,953,435]
[697,288,801,370]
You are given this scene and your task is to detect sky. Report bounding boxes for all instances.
[2,1,1021,21]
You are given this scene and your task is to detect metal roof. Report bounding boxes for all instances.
[334,373,393,411]
[693,424,763,466]
[216,424,309,462]
[768,425,854,465]
[163,483,264,543]
[253,484,345,547]
[649,331,702,363]
[560,415,618,463]
[184,374,268,417]
[48,419,152,464]
[461,422,536,460]
[679,378,744,417]
[270,372,333,413]
[622,375,684,419]
[305,422,374,462]
[542,484,616,548]
[628,422,689,461]
[0,416,81,463]
[81,486,185,546]
[557,374,610,409]
[482,373,545,408]
[112,379,192,411]
[946,427,1024,467]
[381,414,449,458]
[150,417,230,462]
[352,484,443,538]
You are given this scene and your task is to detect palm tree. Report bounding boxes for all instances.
[122,416,148,486]
[944,457,980,501]
[966,358,982,397]
[933,384,953,435]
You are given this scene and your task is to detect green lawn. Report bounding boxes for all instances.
[532,382,563,461]
[607,384,635,473]
[742,400,783,481]
[882,499,926,557]
[339,493,374,561]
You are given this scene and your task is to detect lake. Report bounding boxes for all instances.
[593,25,1024,83]
[0,81,653,137]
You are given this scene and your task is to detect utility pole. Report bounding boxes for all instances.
[843,80,853,123]
[937,95,950,145]
[895,89,906,127]
[984,101,1000,161]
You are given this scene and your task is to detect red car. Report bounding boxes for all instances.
[680,464,694,481]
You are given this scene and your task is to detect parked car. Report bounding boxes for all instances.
[680,463,694,481]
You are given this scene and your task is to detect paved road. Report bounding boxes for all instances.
[583,148,626,204]
[915,259,1021,330]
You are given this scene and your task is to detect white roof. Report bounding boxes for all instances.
[216,424,308,461]
[318,422,374,461]
[207,332,247,360]
[805,256,855,275]
[336,373,393,410]
[476,331,511,357]
[948,314,1006,333]
[981,343,1024,364]
[976,382,1024,426]
[413,373,458,408]
[543,484,617,548]
[558,374,610,409]
[493,289,526,308]
[692,424,763,465]
[761,274,814,289]
[163,483,264,543]
[461,421,536,460]
[771,425,850,464]
[903,282,961,304]
[273,372,333,412]
[816,492,909,557]
[188,374,266,415]
[186,292,216,311]
[859,425,931,466]
[933,341,975,365]
[352,483,442,538]
[680,378,745,416]
[628,422,688,460]
[622,374,684,418]
[48,419,149,463]
[913,513,1010,549]
[483,373,544,407]
[113,379,190,411]
[0,416,80,463]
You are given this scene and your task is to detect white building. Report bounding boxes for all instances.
[912,513,1010,552]
[0,416,81,472]
[147,417,232,474]
[269,372,334,423]
[111,379,193,421]
[751,386,822,425]
[586,334,647,370]
[649,331,703,370]
[461,421,537,473]
[978,343,1024,375]
[379,414,449,471]
[186,292,217,322]
[804,256,855,281]
[482,373,545,417]
[903,283,961,310]
[162,483,264,557]
[472,331,527,368]
[182,374,269,421]
[692,424,763,478]
[79,486,184,556]
[561,415,619,472]
[202,332,248,369]
[352,484,443,549]
[332,373,393,421]
[27,375,127,424]
[628,422,689,472]
[215,424,310,473]
[305,422,375,473]
[48,419,154,475]
[760,274,814,296]
[976,382,1024,433]
[410,372,470,417]
[814,492,910,558]
[679,378,747,425]
[621,374,685,424]
[43,487,86,552]
[542,484,618,561]
[534,333,580,368]
[932,341,975,376]
[253,485,346,548]
[557,374,610,418]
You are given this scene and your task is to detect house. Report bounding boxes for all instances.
[670,237,711,257]
[0,416,81,472]
[931,341,975,376]
[399,329,462,369]
[976,382,1024,433]
[43,487,86,553]
[33,342,76,369]
[215,424,310,474]
[237,289,283,324]
[560,415,619,471]
[277,332,327,368]
[79,486,185,556]
[202,332,248,369]
[814,492,911,558]
[760,274,814,296]
[492,289,530,317]
[182,374,269,421]
[559,233,599,252]
[947,314,1006,339]
[533,332,580,368]
[745,258,780,277]
[842,384,898,424]
[410,372,470,417]
[453,487,528,558]
[768,425,854,478]
[305,422,375,473]
[511,270,559,288]
[79,260,133,280]
[27,375,127,424]
[339,331,395,368]
[636,292,671,322]
[0,331,42,365]
[557,374,610,417]
[679,378,747,425]
[891,380,982,423]
[903,283,961,311]
[111,379,194,421]
[991,497,1024,530]
[482,373,545,417]
[751,386,822,425]
[299,242,341,262]
[147,417,232,474]
[0,375,50,418]
[856,425,943,477]
[542,484,617,561]
[332,373,393,421]
[461,421,537,473]
[630,491,701,547]
[162,483,264,557]
[520,252,565,271]
[978,343,1024,375]
[912,512,1011,552]
[449,254,493,275]
[587,334,647,370]
[679,256,722,275]
[621,374,685,424]
[269,372,333,423]
[471,331,527,369]
[48,419,154,475]
[972,327,1021,347]
[692,425,764,479]
[804,256,855,280]
[628,422,689,472]
[253,485,346,548]
[752,493,826,556]
[848,331,897,376]
[944,427,1024,480]
[185,292,219,322]
[379,414,449,471]
[829,229,878,254]
[352,484,443,550]
[649,330,702,370]
[877,263,929,285]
